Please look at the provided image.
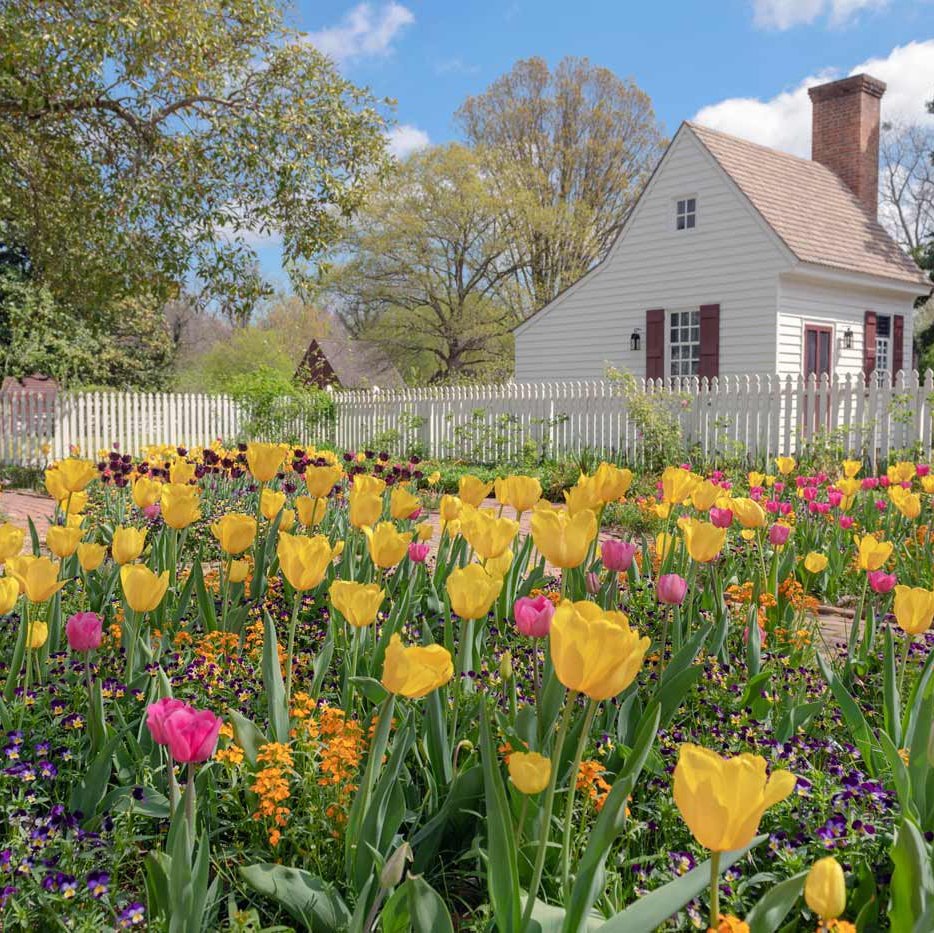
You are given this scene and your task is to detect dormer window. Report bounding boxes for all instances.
[676,197,696,230]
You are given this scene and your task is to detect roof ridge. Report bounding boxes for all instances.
[685,120,824,169]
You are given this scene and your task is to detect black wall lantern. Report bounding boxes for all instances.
[630,328,641,352]
[843,327,853,350]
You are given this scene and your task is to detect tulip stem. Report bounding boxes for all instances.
[284,594,301,709]
[708,850,721,929]
[520,692,576,931]
[167,751,180,815]
[516,796,529,851]
[561,698,598,896]
[184,761,196,840]
[898,635,912,695]
[220,555,232,632]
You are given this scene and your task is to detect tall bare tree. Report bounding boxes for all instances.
[455,56,666,311]
[880,121,934,259]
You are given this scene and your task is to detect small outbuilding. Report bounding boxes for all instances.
[295,321,404,390]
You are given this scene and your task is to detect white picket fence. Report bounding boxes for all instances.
[1,371,933,468]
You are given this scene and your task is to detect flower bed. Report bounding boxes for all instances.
[0,445,929,930]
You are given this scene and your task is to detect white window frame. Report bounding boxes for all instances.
[669,309,700,378]
[675,196,697,231]
[875,314,891,385]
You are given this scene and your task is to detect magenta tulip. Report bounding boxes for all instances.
[657,573,687,606]
[514,595,555,638]
[408,541,430,563]
[146,698,189,746]
[162,706,223,764]
[709,507,733,528]
[768,523,791,546]
[65,612,103,653]
[868,570,897,594]
[601,539,636,572]
[839,515,854,529]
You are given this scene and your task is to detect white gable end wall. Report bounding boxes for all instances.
[514,127,793,382]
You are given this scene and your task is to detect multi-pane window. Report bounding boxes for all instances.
[670,310,700,377]
[676,197,696,230]
[876,314,891,378]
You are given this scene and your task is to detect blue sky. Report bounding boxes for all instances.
[254,0,934,286]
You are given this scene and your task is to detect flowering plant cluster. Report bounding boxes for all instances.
[0,444,932,929]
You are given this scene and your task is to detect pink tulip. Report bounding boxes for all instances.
[143,503,161,520]
[162,706,223,764]
[585,572,601,595]
[875,499,887,512]
[657,574,687,606]
[868,570,897,594]
[513,595,555,638]
[839,515,854,529]
[765,499,780,514]
[601,539,636,572]
[773,481,785,494]
[768,524,791,546]
[795,476,808,489]
[827,489,843,507]
[879,476,890,488]
[408,507,422,521]
[720,480,733,491]
[146,698,189,746]
[709,507,733,528]
[65,611,103,653]
[802,486,818,502]
[750,487,763,501]
[918,465,930,477]
[861,477,878,491]
[408,541,430,563]
[779,502,793,516]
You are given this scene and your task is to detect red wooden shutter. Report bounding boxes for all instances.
[699,303,720,379]
[892,314,905,377]
[863,311,877,382]
[645,309,664,381]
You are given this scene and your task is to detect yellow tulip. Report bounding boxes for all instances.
[59,491,87,515]
[332,540,345,560]
[169,459,196,485]
[888,461,916,484]
[842,459,862,478]
[27,620,48,650]
[446,563,503,619]
[655,531,676,562]
[485,549,514,580]
[804,857,846,921]
[349,489,383,529]
[458,475,493,508]
[590,462,633,502]
[427,470,441,486]
[856,535,893,571]
[0,577,18,614]
[775,456,796,476]
[923,475,934,495]
[77,542,107,572]
[0,524,24,563]
[389,485,421,521]
[804,552,829,574]
[46,525,82,559]
[682,520,726,563]
[550,600,649,700]
[245,443,286,482]
[416,521,433,542]
[353,474,386,497]
[530,507,597,569]
[329,580,385,628]
[508,751,552,795]
[228,559,250,584]
[276,532,333,591]
[495,475,542,514]
[304,464,343,499]
[748,471,765,488]
[260,488,286,521]
[564,479,601,516]
[132,476,162,509]
[661,466,701,505]
[439,495,463,526]
[120,563,169,613]
[296,495,327,527]
[689,480,720,512]
[44,467,68,501]
[112,526,147,565]
[279,508,296,533]
[889,485,921,519]
[836,478,861,498]
[211,514,257,555]
[732,497,767,529]
[381,633,453,698]
[160,483,201,530]
[363,522,412,569]
[893,585,934,636]
[52,458,98,493]
[8,556,64,603]
[461,509,519,560]
[673,743,796,851]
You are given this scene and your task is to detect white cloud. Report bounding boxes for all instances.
[386,124,430,159]
[752,0,888,29]
[693,39,934,157]
[307,3,414,63]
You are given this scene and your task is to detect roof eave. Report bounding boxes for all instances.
[783,260,932,298]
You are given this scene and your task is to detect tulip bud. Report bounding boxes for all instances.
[601,539,636,572]
[380,842,412,889]
[768,523,791,547]
[657,573,687,606]
[585,571,601,595]
[500,650,513,681]
[408,541,430,563]
[709,507,733,528]
[514,595,555,638]
[804,856,846,921]
[868,570,897,594]
[66,611,103,653]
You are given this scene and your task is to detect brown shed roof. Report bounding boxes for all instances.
[296,334,404,390]
[688,121,928,287]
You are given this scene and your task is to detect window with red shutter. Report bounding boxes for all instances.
[645,309,664,381]
[863,311,877,382]
[699,304,720,379]
[892,314,904,377]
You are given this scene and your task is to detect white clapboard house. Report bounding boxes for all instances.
[514,74,930,384]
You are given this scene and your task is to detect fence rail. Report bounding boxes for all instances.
[1,371,932,468]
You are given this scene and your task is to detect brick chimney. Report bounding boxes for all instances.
[808,73,886,219]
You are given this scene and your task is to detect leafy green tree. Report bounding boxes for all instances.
[0,0,391,326]
[320,144,524,383]
[456,56,666,311]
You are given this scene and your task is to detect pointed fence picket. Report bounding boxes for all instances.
[1,371,933,467]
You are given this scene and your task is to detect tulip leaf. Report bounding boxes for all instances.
[410,764,483,874]
[405,875,455,933]
[27,516,41,556]
[350,677,389,705]
[69,734,120,824]
[261,611,290,745]
[564,701,660,933]
[883,626,902,746]
[173,565,197,624]
[888,817,934,933]
[596,835,767,933]
[773,700,823,745]
[227,708,267,768]
[239,863,351,932]
[902,642,934,747]
[658,623,710,689]
[479,702,521,933]
[656,665,704,729]
[745,869,806,933]
[817,653,881,776]
[191,561,217,633]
